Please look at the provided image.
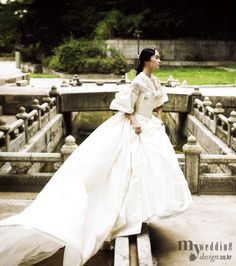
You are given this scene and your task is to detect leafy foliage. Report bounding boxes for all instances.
[0,2,18,53]
[48,39,127,74]
[94,9,144,39]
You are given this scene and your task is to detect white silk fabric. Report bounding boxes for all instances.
[0,72,193,266]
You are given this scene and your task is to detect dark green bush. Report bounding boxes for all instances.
[21,43,46,63]
[0,35,15,54]
[94,10,145,40]
[48,39,127,74]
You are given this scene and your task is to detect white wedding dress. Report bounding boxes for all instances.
[0,72,193,266]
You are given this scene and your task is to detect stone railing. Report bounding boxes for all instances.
[0,97,57,151]
[30,97,57,130]
[0,118,24,152]
[0,135,77,191]
[182,135,236,195]
[1,134,236,195]
[193,96,236,149]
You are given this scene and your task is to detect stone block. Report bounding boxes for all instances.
[16,80,29,87]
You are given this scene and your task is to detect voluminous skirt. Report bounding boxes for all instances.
[0,112,193,266]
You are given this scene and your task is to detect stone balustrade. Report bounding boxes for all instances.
[0,117,24,152]
[0,135,235,194]
[182,136,236,195]
[0,135,77,191]
[193,96,236,150]
[0,97,57,152]
[31,98,53,130]
[0,135,76,164]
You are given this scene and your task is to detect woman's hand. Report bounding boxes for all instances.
[125,113,142,134]
[132,121,142,134]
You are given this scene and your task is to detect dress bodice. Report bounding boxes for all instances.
[135,88,161,118]
[110,72,169,118]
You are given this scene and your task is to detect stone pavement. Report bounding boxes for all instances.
[150,195,236,266]
[0,192,36,220]
[0,61,22,79]
[0,193,235,266]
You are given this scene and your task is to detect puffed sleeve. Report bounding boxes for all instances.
[154,86,169,108]
[109,81,140,114]
[152,76,169,108]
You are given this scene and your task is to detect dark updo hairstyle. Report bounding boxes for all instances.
[136,48,156,76]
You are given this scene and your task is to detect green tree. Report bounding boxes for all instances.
[0,1,18,53]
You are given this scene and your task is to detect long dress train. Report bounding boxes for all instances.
[0,72,193,265]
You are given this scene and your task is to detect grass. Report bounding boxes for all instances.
[128,67,236,85]
[29,67,236,85]
[227,64,236,69]
[30,73,58,78]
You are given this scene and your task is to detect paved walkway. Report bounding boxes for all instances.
[150,195,236,266]
[0,193,235,266]
[0,61,22,79]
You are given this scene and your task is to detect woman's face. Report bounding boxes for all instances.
[147,50,161,71]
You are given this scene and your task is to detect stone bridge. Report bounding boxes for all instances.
[1,75,236,265]
[1,80,236,195]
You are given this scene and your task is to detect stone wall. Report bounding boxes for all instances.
[106,39,236,61]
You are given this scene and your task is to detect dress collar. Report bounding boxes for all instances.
[138,72,161,97]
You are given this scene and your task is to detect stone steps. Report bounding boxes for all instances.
[114,224,156,266]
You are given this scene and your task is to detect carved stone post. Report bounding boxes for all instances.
[213,103,224,134]
[42,96,52,121]
[120,75,126,84]
[60,135,78,162]
[72,74,83,86]
[15,50,21,69]
[49,86,60,112]
[202,96,212,125]
[190,87,202,114]
[0,131,4,141]
[227,111,236,147]
[32,99,41,130]
[16,106,29,143]
[183,135,201,194]
[0,117,10,151]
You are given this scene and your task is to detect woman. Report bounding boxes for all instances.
[0,48,192,265]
